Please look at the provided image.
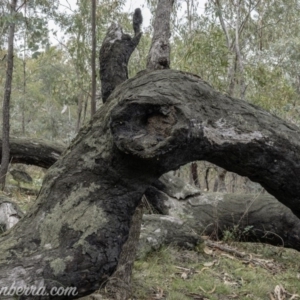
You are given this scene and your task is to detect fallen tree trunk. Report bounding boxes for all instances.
[5,172,300,256]
[1,69,300,298]
[144,175,300,251]
[0,137,64,168]
[166,192,300,251]
[137,191,300,257]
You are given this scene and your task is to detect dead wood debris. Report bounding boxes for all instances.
[205,240,282,273]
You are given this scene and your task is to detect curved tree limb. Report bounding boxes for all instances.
[109,69,300,219]
[0,70,300,298]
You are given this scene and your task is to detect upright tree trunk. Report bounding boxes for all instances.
[91,0,97,116]
[76,93,83,132]
[213,0,248,191]
[0,0,17,190]
[147,0,173,70]
[21,2,27,135]
[99,13,142,103]
[234,0,246,99]
[22,58,26,134]
[97,2,174,298]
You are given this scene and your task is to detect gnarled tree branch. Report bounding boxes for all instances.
[0,69,300,298]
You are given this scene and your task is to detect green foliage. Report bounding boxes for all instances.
[169,0,300,125]
[222,225,254,243]
[172,23,230,92]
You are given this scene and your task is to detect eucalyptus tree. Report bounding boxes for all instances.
[244,0,300,124]
[0,0,60,143]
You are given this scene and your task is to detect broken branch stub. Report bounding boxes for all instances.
[99,12,142,103]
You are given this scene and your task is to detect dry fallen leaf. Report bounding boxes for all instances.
[181,272,188,280]
[203,247,213,255]
[274,284,286,300]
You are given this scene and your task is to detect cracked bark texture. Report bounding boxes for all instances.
[1,69,300,298]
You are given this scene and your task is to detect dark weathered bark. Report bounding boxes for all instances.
[190,162,200,188]
[1,69,300,298]
[147,0,173,70]
[104,69,300,219]
[99,15,142,103]
[97,9,144,299]
[102,202,143,300]
[0,137,64,168]
[0,0,17,190]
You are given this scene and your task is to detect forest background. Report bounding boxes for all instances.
[1,0,300,190]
